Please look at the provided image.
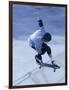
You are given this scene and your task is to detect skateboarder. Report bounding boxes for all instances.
[28,18,52,66]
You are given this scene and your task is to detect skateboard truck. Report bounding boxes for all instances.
[51,61,60,72]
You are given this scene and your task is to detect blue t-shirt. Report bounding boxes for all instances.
[28,26,46,54]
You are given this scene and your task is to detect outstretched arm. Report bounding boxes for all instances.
[38,19,44,27]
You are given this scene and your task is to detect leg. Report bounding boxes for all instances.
[35,54,43,65]
[41,43,52,58]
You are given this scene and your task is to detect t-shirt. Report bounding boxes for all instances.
[28,26,46,54]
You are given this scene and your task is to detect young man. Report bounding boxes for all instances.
[28,19,52,67]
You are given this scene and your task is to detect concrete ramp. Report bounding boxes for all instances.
[31,66,64,84]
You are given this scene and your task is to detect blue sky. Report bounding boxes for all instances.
[13,4,65,40]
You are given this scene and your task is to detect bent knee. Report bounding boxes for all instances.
[35,54,42,60]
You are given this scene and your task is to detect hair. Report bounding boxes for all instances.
[42,33,52,42]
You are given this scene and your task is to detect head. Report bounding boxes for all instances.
[42,33,52,42]
[38,19,43,27]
